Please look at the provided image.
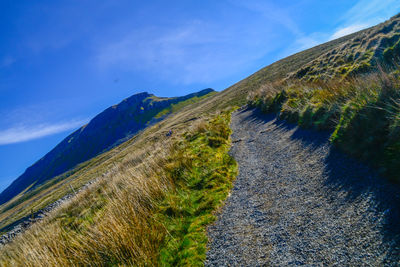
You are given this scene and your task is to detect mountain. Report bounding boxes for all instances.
[1,13,400,266]
[0,88,214,205]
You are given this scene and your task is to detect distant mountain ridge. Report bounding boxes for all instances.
[0,88,214,205]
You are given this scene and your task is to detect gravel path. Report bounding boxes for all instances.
[206,108,400,266]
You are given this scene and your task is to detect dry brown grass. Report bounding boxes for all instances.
[0,141,174,266]
[2,12,398,267]
[0,8,365,234]
[0,110,236,266]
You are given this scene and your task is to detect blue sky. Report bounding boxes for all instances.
[1,0,400,192]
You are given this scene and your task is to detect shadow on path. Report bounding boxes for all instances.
[244,107,400,256]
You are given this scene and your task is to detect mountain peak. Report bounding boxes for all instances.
[0,88,214,205]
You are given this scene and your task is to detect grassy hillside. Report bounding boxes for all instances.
[0,111,237,266]
[1,12,400,266]
[0,89,214,207]
[247,14,400,182]
[0,90,215,233]
[288,14,400,81]
[248,71,400,182]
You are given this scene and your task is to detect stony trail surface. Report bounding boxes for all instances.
[206,108,400,266]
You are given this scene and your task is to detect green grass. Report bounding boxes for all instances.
[155,91,217,119]
[0,11,365,234]
[288,16,400,81]
[2,12,400,266]
[49,111,238,265]
[383,35,400,64]
[157,111,237,266]
[0,91,217,234]
[248,71,400,182]
[0,111,237,266]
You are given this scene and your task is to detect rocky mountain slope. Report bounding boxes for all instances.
[0,89,214,205]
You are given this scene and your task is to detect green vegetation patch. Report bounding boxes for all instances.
[248,72,400,182]
[0,111,237,266]
[157,111,238,266]
[384,42,400,64]
[155,91,217,119]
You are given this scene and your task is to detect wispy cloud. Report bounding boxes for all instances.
[95,0,400,86]
[96,19,276,84]
[288,0,400,55]
[330,24,369,40]
[0,120,86,145]
[330,0,400,41]
[94,0,309,85]
[340,0,400,26]
[295,36,324,51]
[279,31,329,59]
[229,0,302,36]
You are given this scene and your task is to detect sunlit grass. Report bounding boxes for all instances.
[157,111,237,266]
[248,71,400,182]
[0,111,237,266]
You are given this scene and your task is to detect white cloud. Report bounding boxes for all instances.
[295,36,322,51]
[95,20,276,84]
[287,0,400,57]
[0,120,86,145]
[229,0,302,36]
[94,0,308,85]
[279,31,329,59]
[331,0,400,41]
[330,24,369,40]
[340,0,400,26]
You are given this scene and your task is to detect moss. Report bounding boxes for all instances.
[157,111,238,266]
[383,39,400,64]
[350,61,372,75]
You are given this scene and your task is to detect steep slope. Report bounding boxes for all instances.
[247,14,400,182]
[289,13,400,80]
[203,13,400,111]
[2,12,399,234]
[0,89,214,205]
[1,13,400,266]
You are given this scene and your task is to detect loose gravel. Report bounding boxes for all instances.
[206,108,400,266]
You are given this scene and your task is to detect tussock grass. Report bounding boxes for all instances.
[0,14,362,233]
[288,14,400,81]
[0,90,217,234]
[0,111,237,266]
[248,71,400,182]
[0,144,170,266]
[3,13,400,267]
